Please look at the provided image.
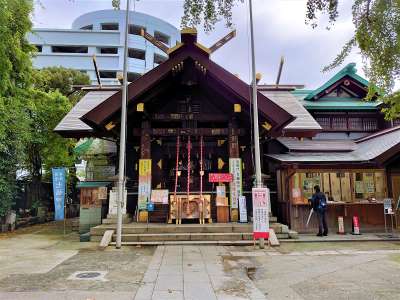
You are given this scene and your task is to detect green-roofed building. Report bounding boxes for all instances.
[290,63,394,140]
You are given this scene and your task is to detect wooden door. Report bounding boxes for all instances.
[392,175,400,227]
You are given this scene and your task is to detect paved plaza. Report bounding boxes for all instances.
[0,224,400,299]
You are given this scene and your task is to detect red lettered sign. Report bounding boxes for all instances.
[208,173,233,183]
[252,187,270,239]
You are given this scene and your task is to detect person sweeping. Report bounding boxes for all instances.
[310,185,328,237]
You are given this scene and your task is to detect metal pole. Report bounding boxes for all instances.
[249,0,262,188]
[249,0,265,249]
[116,0,130,249]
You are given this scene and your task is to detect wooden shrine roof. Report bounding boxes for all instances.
[267,126,400,165]
[54,90,118,137]
[74,30,295,137]
[259,90,322,137]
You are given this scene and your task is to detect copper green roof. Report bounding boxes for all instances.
[304,63,369,100]
[77,181,111,188]
[302,97,381,110]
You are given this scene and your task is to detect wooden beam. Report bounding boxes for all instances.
[132,128,245,136]
[140,29,169,54]
[209,30,236,53]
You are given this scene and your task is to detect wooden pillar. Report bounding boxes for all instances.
[229,118,240,222]
[138,120,151,222]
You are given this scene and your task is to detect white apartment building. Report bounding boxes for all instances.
[28,10,180,84]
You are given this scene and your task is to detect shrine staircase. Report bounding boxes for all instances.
[90,219,296,245]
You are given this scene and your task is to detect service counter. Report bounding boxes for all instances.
[290,202,385,233]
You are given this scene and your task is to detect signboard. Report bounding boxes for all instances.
[239,196,247,223]
[383,198,393,214]
[229,158,242,209]
[292,187,303,204]
[337,216,345,234]
[208,173,233,183]
[98,187,108,200]
[138,159,152,210]
[216,185,226,198]
[52,168,66,221]
[252,187,270,239]
[108,188,127,215]
[151,189,169,204]
[352,216,360,235]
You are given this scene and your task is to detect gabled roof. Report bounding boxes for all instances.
[54,90,118,137]
[79,30,294,136]
[259,90,322,136]
[267,126,400,165]
[276,138,356,152]
[304,63,369,100]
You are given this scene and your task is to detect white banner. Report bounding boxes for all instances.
[252,187,270,239]
[239,195,247,223]
[229,158,242,209]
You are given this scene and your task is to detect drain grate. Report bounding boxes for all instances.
[68,271,108,281]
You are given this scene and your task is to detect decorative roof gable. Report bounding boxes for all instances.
[304,63,370,101]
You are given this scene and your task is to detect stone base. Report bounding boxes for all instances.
[102,214,132,224]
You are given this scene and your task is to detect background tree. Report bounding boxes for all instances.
[182,0,400,119]
[0,1,91,218]
[32,66,90,104]
[0,0,34,219]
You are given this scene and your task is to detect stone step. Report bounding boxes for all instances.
[90,222,285,237]
[91,232,290,243]
[109,240,260,246]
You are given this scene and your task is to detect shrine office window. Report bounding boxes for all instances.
[315,117,331,129]
[363,118,378,131]
[34,45,42,52]
[128,48,146,60]
[331,116,347,130]
[101,23,119,30]
[348,117,363,130]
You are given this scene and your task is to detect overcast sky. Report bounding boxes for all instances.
[32,0,364,89]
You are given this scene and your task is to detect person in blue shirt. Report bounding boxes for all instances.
[311,185,328,237]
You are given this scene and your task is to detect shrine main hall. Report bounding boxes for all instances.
[56,29,400,236]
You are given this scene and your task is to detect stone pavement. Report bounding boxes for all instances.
[133,245,266,300]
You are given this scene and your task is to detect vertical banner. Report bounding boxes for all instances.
[239,195,247,223]
[52,168,66,221]
[138,159,152,210]
[252,187,270,239]
[229,158,242,209]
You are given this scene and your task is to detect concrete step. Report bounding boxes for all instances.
[109,240,259,246]
[90,222,285,237]
[92,232,290,243]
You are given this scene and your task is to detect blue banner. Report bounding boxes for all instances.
[52,168,66,221]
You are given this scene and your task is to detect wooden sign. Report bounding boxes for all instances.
[209,173,233,183]
[151,189,169,204]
